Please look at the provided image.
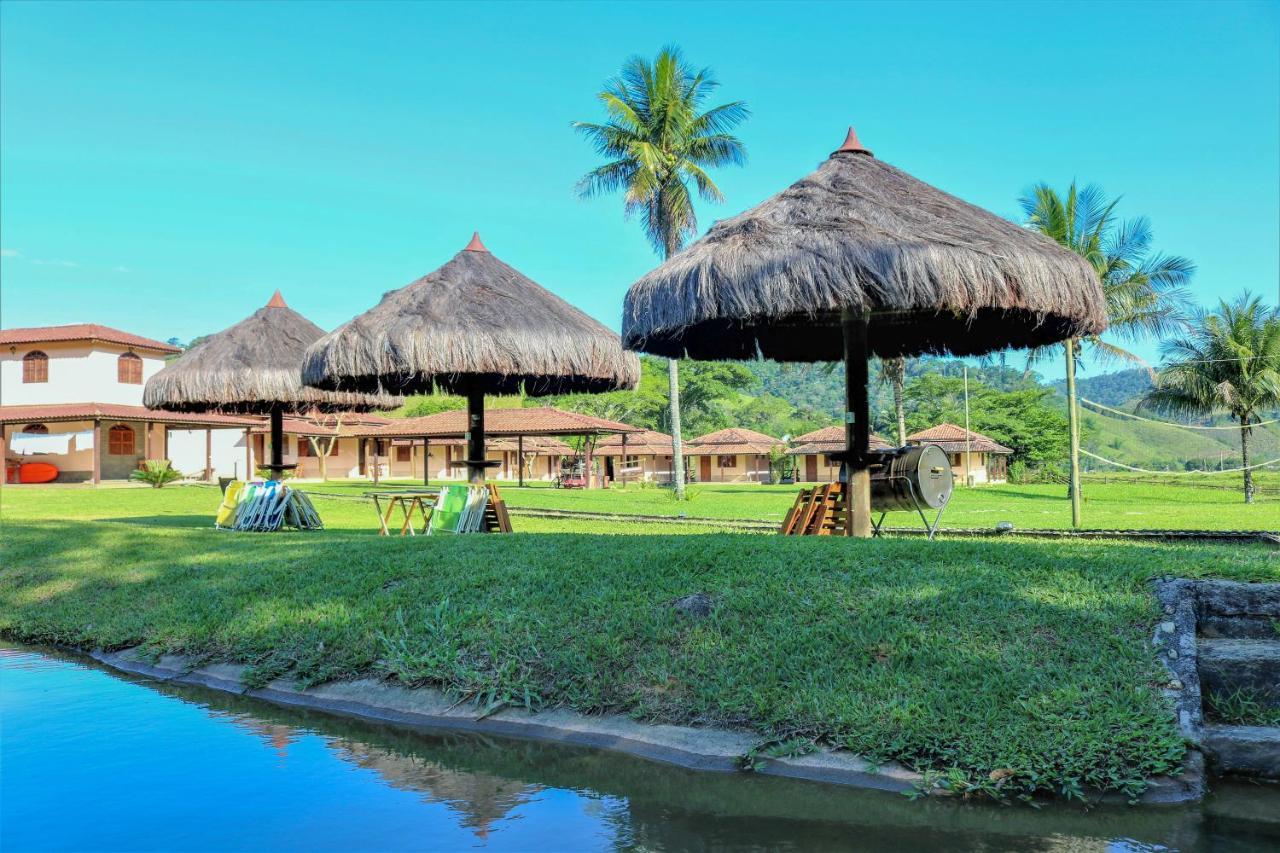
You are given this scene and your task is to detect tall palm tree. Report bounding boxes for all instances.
[1021,182,1194,525]
[878,356,908,445]
[1142,293,1280,503]
[574,47,747,498]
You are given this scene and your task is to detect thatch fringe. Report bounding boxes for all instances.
[623,149,1108,361]
[302,245,640,396]
[144,300,399,415]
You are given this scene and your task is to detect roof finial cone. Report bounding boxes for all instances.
[463,232,488,253]
[266,289,288,308]
[832,126,873,157]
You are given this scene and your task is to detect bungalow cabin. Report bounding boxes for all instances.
[0,324,257,483]
[685,428,782,484]
[906,423,1013,484]
[787,426,893,483]
[354,407,634,488]
[593,428,685,484]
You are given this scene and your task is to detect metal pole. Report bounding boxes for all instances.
[1065,339,1082,528]
[466,387,486,484]
[842,308,872,537]
[963,366,972,487]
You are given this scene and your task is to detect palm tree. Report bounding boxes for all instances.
[878,357,908,445]
[1020,182,1194,525]
[573,47,747,498]
[1142,293,1280,503]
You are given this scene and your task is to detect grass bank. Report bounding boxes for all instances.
[1,485,1276,801]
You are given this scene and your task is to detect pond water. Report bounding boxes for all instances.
[2,643,1277,852]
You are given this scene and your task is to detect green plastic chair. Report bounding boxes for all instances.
[428,485,469,534]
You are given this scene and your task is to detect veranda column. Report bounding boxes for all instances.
[92,419,102,485]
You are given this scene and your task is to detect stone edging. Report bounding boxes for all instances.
[90,647,1205,804]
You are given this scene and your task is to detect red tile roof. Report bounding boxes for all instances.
[906,423,1013,454]
[357,407,639,439]
[685,427,781,455]
[787,425,892,455]
[0,403,258,428]
[0,324,181,354]
[594,428,675,456]
[248,414,395,436]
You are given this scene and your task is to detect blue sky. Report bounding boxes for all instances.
[2,0,1276,379]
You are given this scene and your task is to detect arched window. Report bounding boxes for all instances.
[22,351,48,383]
[24,423,49,434]
[117,352,143,384]
[108,424,136,455]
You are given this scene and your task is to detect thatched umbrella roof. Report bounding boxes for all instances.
[144,291,399,415]
[301,234,640,396]
[623,128,1108,361]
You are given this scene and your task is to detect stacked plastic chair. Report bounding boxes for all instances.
[215,480,324,532]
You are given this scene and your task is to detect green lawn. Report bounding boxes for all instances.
[303,474,1278,531]
[1,483,1275,801]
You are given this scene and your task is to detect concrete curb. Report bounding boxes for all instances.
[89,647,1206,804]
[91,648,923,795]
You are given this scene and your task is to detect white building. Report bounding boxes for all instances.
[1,324,257,483]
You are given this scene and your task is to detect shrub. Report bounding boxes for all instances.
[256,466,295,481]
[130,459,182,488]
[1007,460,1030,484]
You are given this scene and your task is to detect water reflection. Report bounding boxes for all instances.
[3,644,1277,852]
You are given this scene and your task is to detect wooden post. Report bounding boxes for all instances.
[92,419,102,485]
[517,434,524,487]
[842,309,872,538]
[584,435,594,489]
[145,420,153,460]
[423,437,430,486]
[205,428,213,480]
[621,432,628,488]
[244,428,252,479]
[466,387,486,484]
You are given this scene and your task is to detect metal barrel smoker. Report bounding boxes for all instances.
[868,444,953,539]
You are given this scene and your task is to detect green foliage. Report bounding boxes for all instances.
[129,459,182,488]
[1204,687,1280,727]
[902,374,1069,465]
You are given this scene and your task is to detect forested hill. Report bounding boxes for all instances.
[1051,368,1153,408]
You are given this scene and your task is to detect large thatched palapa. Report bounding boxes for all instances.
[624,128,1107,361]
[144,291,398,474]
[622,127,1108,536]
[303,234,640,485]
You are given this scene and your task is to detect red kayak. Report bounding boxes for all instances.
[18,462,59,484]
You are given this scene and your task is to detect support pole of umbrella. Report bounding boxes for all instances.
[466,385,487,485]
[268,405,286,478]
[842,308,873,538]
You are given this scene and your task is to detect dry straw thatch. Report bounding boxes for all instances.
[623,129,1108,361]
[144,292,399,415]
[302,235,641,397]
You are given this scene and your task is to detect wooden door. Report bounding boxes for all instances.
[805,454,817,482]
[699,456,711,482]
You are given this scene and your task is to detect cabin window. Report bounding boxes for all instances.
[717,455,737,468]
[823,454,837,467]
[107,424,135,455]
[22,351,48,383]
[296,438,315,457]
[395,445,412,462]
[24,423,49,434]
[117,352,143,384]
[623,455,641,468]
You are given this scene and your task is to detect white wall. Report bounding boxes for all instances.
[167,428,250,479]
[0,341,169,406]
